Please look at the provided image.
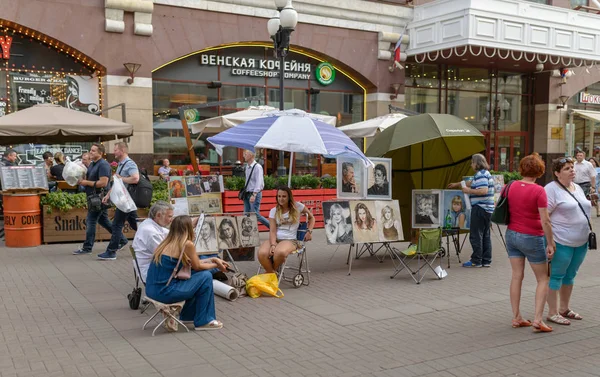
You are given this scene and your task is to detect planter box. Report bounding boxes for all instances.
[42,206,149,244]
[222,189,336,231]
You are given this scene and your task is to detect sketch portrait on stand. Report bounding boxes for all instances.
[375,200,403,242]
[237,214,260,247]
[323,201,354,245]
[185,176,203,197]
[215,216,240,249]
[195,216,218,254]
[412,190,441,228]
[366,158,392,200]
[349,201,379,243]
[441,190,470,229]
[200,175,224,193]
[337,158,363,199]
[168,177,187,199]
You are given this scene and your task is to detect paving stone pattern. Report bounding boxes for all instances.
[1,223,600,377]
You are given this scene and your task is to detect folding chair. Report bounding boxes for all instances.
[390,228,445,284]
[257,221,310,288]
[129,246,189,336]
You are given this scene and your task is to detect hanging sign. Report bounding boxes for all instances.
[579,92,600,105]
[315,62,336,86]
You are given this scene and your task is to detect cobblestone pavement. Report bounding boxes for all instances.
[1,222,600,377]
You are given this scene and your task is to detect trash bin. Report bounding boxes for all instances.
[3,194,42,247]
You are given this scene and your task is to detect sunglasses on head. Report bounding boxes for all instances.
[559,157,574,164]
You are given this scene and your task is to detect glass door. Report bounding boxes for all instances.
[494,133,528,172]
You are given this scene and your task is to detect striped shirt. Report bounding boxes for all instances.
[470,169,495,213]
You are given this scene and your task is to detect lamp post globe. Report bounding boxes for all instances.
[267,16,280,37]
[280,6,298,29]
[274,0,288,11]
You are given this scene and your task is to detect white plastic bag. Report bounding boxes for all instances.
[110,176,137,213]
[62,160,87,186]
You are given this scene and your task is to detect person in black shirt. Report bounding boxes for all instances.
[367,164,389,196]
[72,144,113,255]
[50,152,66,181]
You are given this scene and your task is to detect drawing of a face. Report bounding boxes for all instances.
[358,208,367,222]
[344,165,355,182]
[200,222,211,239]
[383,207,392,220]
[374,167,385,186]
[241,217,252,234]
[418,197,433,216]
[452,201,462,213]
[222,223,233,238]
[332,208,343,224]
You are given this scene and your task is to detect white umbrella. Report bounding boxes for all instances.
[190,105,336,134]
[338,113,408,138]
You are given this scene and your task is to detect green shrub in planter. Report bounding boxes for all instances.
[321,176,336,189]
[264,175,277,190]
[224,176,245,191]
[490,170,522,184]
[41,191,88,213]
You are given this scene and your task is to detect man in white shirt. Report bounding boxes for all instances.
[574,150,596,197]
[243,150,270,228]
[131,201,173,281]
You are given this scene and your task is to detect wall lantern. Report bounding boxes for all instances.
[123,62,141,84]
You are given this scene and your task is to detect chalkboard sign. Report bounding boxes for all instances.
[0,166,48,191]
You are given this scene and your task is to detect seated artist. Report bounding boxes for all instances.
[257,186,315,273]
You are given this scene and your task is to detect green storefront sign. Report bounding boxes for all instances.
[315,62,336,86]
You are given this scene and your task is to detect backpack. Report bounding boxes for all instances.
[128,168,153,208]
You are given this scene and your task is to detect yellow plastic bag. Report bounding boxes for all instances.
[246,273,284,298]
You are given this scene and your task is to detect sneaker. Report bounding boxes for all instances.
[462,261,482,268]
[482,263,491,267]
[97,251,117,260]
[73,248,92,255]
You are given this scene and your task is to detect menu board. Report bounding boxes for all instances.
[0,166,48,191]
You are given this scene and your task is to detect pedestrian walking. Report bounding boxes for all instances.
[99,142,139,260]
[242,150,269,228]
[73,144,113,255]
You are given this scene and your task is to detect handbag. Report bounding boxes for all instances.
[87,181,104,212]
[166,249,191,286]
[230,271,248,297]
[238,163,257,200]
[491,180,514,225]
[557,181,597,250]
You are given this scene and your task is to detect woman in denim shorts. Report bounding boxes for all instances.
[504,153,556,333]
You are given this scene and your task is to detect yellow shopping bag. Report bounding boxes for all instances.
[246,273,284,298]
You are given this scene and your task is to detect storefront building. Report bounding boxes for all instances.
[0,0,412,174]
[406,0,600,178]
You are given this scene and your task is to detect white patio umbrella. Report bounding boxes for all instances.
[337,112,408,138]
[190,105,336,134]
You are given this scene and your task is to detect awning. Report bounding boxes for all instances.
[572,109,600,123]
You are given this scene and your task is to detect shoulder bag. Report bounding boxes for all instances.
[166,249,191,286]
[557,181,596,250]
[87,181,105,212]
[491,180,514,225]
[238,163,257,201]
[118,160,153,208]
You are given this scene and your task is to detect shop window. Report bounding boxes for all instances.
[221,85,265,108]
[446,67,490,92]
[524,0,548,4]
[571,0,589,7]
[267,88,307,110]
[405,88,439,114]
[153,80,218,119]
[406,64,440,88]
[498,72,528,95]
[447,90,488,131]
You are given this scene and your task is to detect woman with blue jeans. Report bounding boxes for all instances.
[503,153,555,333]
[545,157,591,326]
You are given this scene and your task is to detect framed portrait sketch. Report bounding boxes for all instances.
[375,200,403,242]
[185,176,203,197]
[412,190,441,228]
[366,158,392,200]
[236,214,260,247]
[441,190,470,229]
[200,175,224,193]
[215,216,240,250]
[349,200,379,243]
[336,157,364,199]
[168,177,187,199]
[195,215,218,254]
[187,193,222,215]
[322,201,354,245]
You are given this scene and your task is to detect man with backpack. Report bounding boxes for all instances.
[99,142,139,260]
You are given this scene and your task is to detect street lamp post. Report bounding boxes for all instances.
[268,0,298,177]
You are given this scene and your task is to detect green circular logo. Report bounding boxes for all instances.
[315,62,336,86]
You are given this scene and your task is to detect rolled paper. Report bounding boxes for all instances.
[213,280,239,301]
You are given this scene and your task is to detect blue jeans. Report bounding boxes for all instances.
[549,241,588,290]
[469,205,492,265]
[505,229,547,264]
[83,208,113,252]
[243,191,270,228]
[106,209,138,252]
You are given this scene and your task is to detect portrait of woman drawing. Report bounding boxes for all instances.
[323,201,353,245]
[350,201,379,243]
[216,217,240,249]
[375,200,403,242]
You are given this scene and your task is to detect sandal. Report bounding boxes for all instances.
[546,314,570,325]
[532,322,553,333]
[195,320,223,331]
[560,309,582,320]
[511,319,532,328]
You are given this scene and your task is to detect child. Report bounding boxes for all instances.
[415,195,438,225]
[450,195,466,228]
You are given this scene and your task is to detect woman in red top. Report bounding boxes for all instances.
[504,153,555,333]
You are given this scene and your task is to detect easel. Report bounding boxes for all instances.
[346,241,397,275]
[441,227,465,268]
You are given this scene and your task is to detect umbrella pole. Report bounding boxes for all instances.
[421,143,424,189]
[288,151,294,187]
